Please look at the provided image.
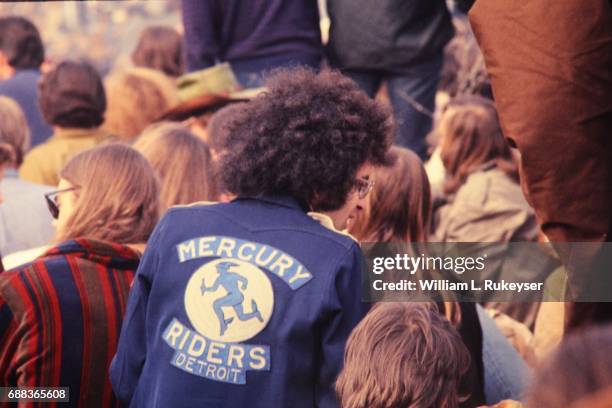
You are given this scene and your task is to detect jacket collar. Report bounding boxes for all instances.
[234,194,309,212]
[42,238,141,270]
[51,127,109,141]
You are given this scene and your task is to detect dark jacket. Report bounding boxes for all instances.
[326,0,454,72]
[457,303,486,408]
[110,196,369,408]
[0,239,140,408]
[181,0,322,72]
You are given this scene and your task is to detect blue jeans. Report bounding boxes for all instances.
[231,54,321,89]
[477,305,531,404]
[343,54,443,160]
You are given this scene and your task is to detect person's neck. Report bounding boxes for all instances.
[0,64,15,80]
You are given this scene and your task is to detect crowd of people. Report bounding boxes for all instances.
[0,0,611,407]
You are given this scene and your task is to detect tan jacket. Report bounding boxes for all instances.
[433,166,538,242]
[20,127,110,186]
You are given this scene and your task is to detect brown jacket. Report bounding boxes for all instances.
[469,0,612,328]
[469,0,612,243]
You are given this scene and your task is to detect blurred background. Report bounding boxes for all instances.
[0,0,181,75]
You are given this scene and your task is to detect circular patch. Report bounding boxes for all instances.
[184,258,274,343]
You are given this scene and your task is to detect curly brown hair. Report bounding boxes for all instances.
[220,68,393,211]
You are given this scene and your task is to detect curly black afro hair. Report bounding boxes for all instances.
[220,68,394,211]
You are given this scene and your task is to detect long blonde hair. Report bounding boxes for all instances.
[104,68,179,140]
[134,122,218,211]
[55,144,160,244]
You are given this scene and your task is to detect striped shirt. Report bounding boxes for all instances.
[0,239,139,408]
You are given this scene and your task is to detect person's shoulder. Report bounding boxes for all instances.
[306,211,359,249]
[0,74,20,92]
[165,201,222,220]
[23,141,51,158]
[20,143,60,185]
[165,201,358,251]
[1,254,50,290]
[2,246,53,271]
[453,169,496,205]
[2,176,54,194]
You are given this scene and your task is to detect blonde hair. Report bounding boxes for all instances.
[104,68,179,140]
[134,122,218,211]
[56,144,160,244]
[0,96,30,166]
[336,303,470,408]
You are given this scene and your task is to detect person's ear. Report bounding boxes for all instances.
[308,191,322,212]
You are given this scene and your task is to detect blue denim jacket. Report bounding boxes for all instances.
[111,195,369,407]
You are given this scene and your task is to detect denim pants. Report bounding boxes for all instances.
[477,305,531,404]
[343,53,443,160]
[231,54,321,89]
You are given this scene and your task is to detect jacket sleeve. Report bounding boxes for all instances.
[181,0,220,71]
[316,243,370,408]
[109,218,165,405]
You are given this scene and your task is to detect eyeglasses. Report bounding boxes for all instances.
[354,178,375,199]
[44,187,79,219]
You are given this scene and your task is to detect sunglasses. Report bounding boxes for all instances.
[44,187,79,219]
[354,178,375,199]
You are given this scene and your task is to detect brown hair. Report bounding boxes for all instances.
[349,146,460,323]
[527,324,612,408]
[55,144,159,244]
[0,96,29,166]
[0,16,44,70]
[351,147,431,243]
[437,95,517,195]
[0,143,14,167]
[104,68,179,141]
[134,122,218,211]
[336,303,470,408]
[131,25,184,77]
[39,61,106,128]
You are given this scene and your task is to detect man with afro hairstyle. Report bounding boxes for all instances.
[111,68,393,408]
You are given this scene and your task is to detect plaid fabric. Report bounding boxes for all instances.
[0,239,139,408]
